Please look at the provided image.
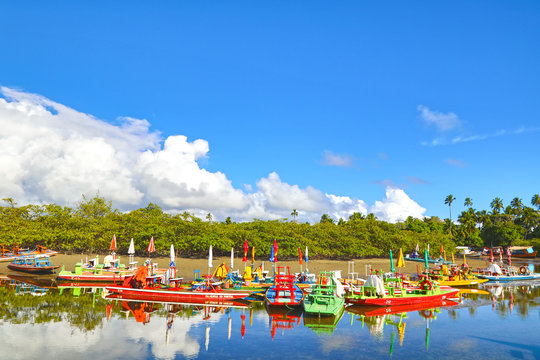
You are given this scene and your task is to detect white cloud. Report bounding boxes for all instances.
[0,87,426,223]
[445,158,468,167]
[370,187,426,223]
[321,151,354,167]
[417,105,461,132]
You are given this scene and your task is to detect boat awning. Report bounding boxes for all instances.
[509,246,533,251]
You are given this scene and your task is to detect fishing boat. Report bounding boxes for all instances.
[508,246,537,258]
[345,274,459,306]
[265,266,305,307]
[0,244,58,262]
[303,271,345,316]
[8,255,60,274]
[105,268,251,302]
[475,263,540,282]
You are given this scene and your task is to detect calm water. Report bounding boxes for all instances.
[1,263,539,360]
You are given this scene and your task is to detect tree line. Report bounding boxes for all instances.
[0,194,538,259]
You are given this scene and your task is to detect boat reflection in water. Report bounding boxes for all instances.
[346,299,459,354]
[264,303,303,339]
[303,306,345,335]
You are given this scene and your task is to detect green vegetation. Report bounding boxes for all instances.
[0,194,538,258]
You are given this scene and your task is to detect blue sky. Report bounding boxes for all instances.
[0,1,539,222]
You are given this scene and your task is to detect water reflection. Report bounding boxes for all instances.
[1,275,540,359]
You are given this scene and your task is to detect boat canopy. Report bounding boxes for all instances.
[364,275,385,295]
[486,263,503,275]
[509,246,534,252]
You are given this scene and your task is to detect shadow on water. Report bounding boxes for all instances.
[469,335,540,360]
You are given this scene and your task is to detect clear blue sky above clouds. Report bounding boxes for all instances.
[1,1,539,221]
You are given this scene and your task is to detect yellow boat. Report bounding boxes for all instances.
[414,264,489,287]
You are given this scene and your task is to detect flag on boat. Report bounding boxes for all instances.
[170,243,175,267]
[269,244,275,263]
[273,239,278,262]
[298,247,303,265]
[128,238,135,255]
[506,246,512,265]
[305,246,309,263]
[243,240,248,262]
[390,249,395,272]
[230,248,234,269]
[110,234,117,251]
[424,249,429,269]
[252,246,255,263]
[147,236,155,253]
[440,244,444,255]
[498,250,503,264]
[208,245,213,269]
[489,249,494,263]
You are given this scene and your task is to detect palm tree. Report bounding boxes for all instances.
[476,209,490,230]
[531,194,540,210]
[510,197,523,216]
[444,195,455,232]
[291,209,298,222]
[490,197,503,214]
[464,197,473,208]
[206,212,212,222]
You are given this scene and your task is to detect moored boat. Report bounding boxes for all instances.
[0,244,58,262]
[509,246,537,258]
[303,271,345,316]
[106,269,251,302]
[345,274,459,306]
[8,255,60,274]
[475,263,540,282]
[265,266,305,307]
[57,262,138,282]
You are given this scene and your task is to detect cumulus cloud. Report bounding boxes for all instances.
[0,87,426,223]
[417,105,461,132]
[370,187,426,223]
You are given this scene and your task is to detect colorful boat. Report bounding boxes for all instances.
[345,274,459,306]
[404,254,452,265]
[475,263,540,282]
[0,244,58,262]
[265,266,305,307]
[8,256,60,274]
[57,262,136,282]
[303,271,345,316]
[417,265,489,286]
[106,268,251,302]
[303,306,345,335]
[509,246,537,258]
[346,299,460,317]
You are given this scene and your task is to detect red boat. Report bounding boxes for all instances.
[346,299,460,317]
[106,268,251,303]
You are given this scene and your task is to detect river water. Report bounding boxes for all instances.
[1,259,539,360]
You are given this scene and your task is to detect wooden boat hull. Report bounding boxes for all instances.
[511,251,537,258]
[105,292,250,308]
[8,263,60,274]
[106,285,251,302]
[345,288,459,306]
[304,296,345,316]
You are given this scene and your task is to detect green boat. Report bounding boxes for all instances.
[303,271,345,316]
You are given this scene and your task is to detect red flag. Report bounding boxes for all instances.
[241,313,246,339]
[489,249,494,263]
[298,247,303,265]
[110,234,117,251]
[273,239,278,263]
[243,240,248,262]
[440,244,444,254]
[147,236,155,253]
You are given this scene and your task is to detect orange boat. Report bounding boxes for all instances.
[0,244,58,262]
[509,246,537,258]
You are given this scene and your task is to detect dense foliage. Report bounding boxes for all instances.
[0,194,538,258]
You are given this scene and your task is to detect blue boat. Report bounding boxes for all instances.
[265,266,305,307]
[8,255,60,274]
[476,263,540,282]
